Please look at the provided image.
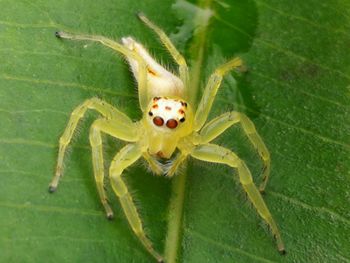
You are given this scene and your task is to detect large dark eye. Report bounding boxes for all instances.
[153,116,164,126]
[166,119,178,129]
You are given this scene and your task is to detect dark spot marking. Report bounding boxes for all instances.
[157,151,165,158]
[165,106,172,111]
[106,213,114,220]
[178,109,185,115]
[152,104,158,109]
[181,101,188,107]
[153,116,164,126]
[55,31,62,38]
[48,185,57,193]
[147,67,157,76]
[166,119,178,129]
[153,97,161,101]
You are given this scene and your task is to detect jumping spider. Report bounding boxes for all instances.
[49,13,285,262]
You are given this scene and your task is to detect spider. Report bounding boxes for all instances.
[49,13,285,262]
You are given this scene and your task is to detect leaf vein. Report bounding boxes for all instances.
[0,201,103,217]
[269,191,350,226]
[214,16,350,81]
[0,48,116,66]
[0,138,89,150]
[250,71,348,108]
[218,99,350,150]
[0,73,136,98]
[185,228,277,263]
[255,0,350,35]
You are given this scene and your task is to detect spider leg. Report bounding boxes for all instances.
[89,118,139,219]
[55,32,149,111]
[190,143,285,254]
[199,112,270,192]
[49,98,137,192]
[109,143,163,262]
[194,57,243,131]
[137,13,189,89]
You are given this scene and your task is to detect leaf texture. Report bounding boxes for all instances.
[1,0,349,262]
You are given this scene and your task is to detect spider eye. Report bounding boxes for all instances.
[148,111,153,116]
[153,116,164,126]
[179,117,185,123]
[166,119,178,129]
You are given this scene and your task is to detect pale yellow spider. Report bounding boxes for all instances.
[49,13,285,262]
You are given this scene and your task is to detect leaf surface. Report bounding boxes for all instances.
[0,0,349,262]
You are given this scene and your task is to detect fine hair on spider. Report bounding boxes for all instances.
[49,13,286,262]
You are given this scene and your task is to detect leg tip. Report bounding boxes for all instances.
[106,213,114,220]
[55,31,63,38]
[136,12,145,19]
[48,185,57,193]
[279,249,286,255]
[259,188,266,194]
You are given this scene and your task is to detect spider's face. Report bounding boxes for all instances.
[145,96,193,135]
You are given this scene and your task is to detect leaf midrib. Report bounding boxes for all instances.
[164,0,213,262]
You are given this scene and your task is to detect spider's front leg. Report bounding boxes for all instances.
[55,32,149,111]
[109,143,163,262]
[138,13,189,89]
[194,57,243,131]
[199,111,271,192]
[89,118,139,219]
[49,98,133,191]
[189,143,285,253]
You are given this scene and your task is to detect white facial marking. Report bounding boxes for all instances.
[149,97,186,129]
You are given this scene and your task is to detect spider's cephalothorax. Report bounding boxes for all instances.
[50,13,285,263]
[143,96,193,158]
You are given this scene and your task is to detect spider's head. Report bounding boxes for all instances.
[144,96,193,136]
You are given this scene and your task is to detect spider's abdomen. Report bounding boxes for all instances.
[142,96,194,159]
[122,36,184,98]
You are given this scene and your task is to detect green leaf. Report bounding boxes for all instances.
[1,1,349,263]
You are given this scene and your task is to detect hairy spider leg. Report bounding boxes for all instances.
[194,57,243,131]
[138,13,189,92]
[55,31,149,111]
[199,111,271,192]
[190,143,285,254]
[109,143,164,262]
[89,118,139,218]
[49,98,135,191]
